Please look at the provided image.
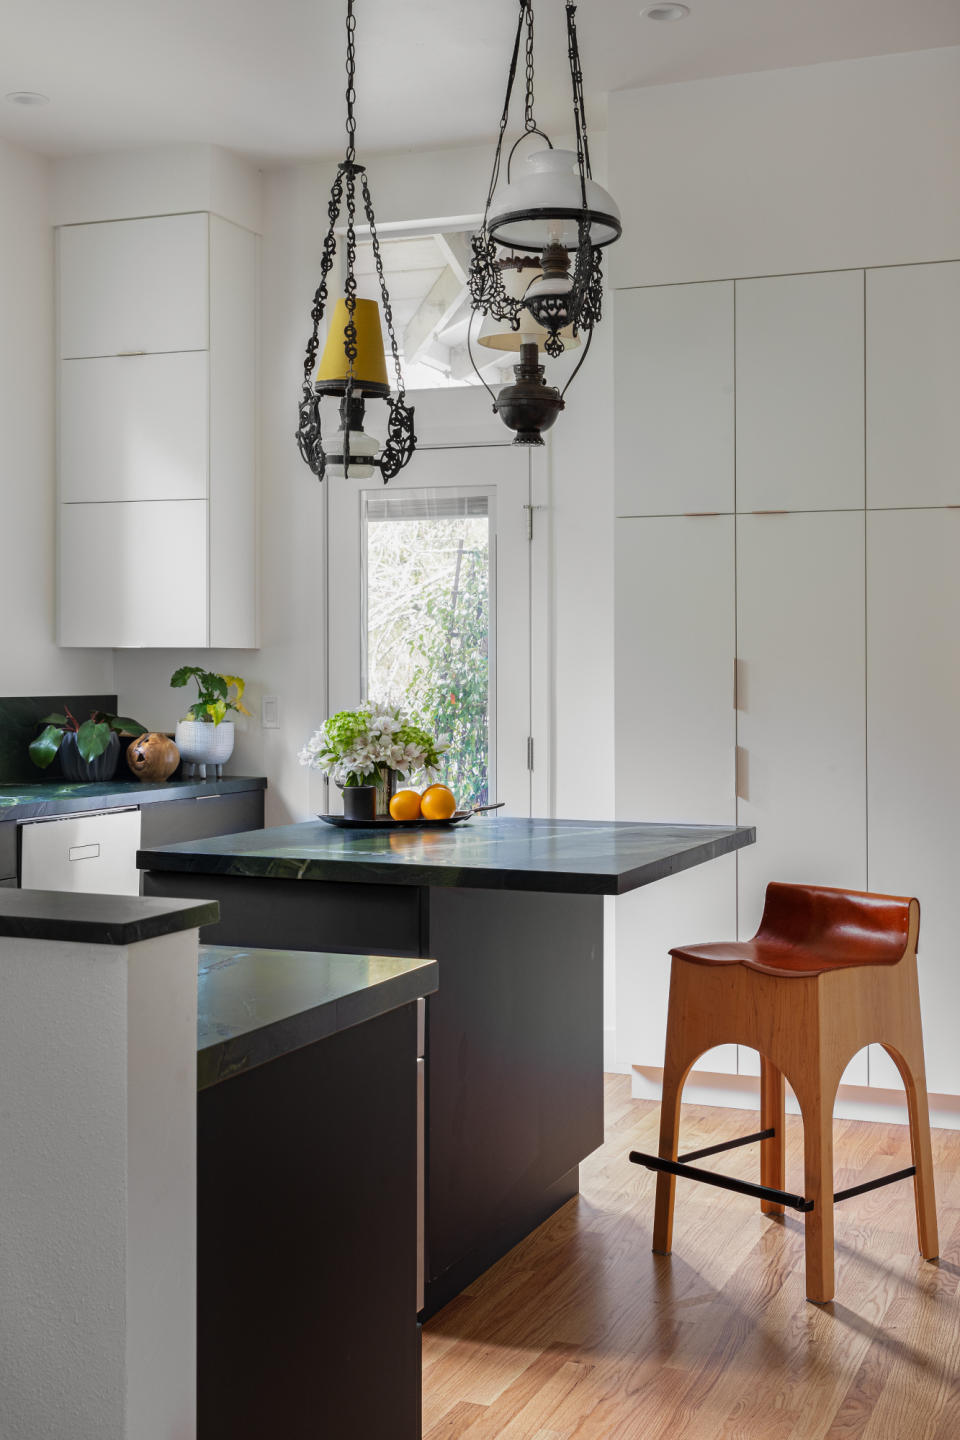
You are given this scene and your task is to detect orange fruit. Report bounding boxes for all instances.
[420,784,457,821]
[389,788,422,821]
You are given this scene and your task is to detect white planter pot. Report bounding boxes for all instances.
[174,720,235,779]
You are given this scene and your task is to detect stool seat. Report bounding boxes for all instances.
[672,881,913,978]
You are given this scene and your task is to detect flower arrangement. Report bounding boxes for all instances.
[298,702,449,788]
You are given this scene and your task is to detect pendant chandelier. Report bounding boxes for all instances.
[468,0,621,445]
[296,0,416,483]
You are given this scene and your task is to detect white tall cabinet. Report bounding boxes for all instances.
[57,212,258,649]
[615,257,960,1108]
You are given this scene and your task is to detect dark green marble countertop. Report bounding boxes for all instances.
[0,889,219,945]
[141,816,756,897]
[197,944,437,1089]
[0,774,266,823]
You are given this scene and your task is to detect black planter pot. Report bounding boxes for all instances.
[58,730,121,783]
[342,784,376,820]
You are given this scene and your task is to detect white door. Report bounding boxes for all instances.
[735,271,864,513]
[58,213,209,358]
[866,261,960,509]
[615,282,734,518]
[736,510,867,1084]
[327,396,533,818]
[615,514,738,1077]
[867,508,960,1096]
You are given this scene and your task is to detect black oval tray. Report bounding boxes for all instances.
[317,812,473,830]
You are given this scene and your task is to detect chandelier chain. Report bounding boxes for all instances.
[361,172,406,399]
[344,0,357,164]
[523,0,537,132]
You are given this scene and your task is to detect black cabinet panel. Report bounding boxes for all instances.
[139,791,263,849]
[199,1003,421,1440]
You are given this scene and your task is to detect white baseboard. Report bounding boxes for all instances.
[631,1065,960,1131]
[604,1028,630,1073]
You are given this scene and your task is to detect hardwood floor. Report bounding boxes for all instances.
[422,1075,960,1439]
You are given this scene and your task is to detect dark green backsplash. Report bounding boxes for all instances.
[0,695,118,782]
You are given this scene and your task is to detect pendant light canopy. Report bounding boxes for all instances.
[467,0,621,446]
[296,0,415,484]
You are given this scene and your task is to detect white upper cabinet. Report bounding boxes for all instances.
[735,271,864,512]
[58,213,209,359]
[736,511,867,936]
[615,282,734,517]
[867,509,960,1097]
[60,352,208,503]
[57,212,258,648]
[59,500,208,648]
[866,262,960,509]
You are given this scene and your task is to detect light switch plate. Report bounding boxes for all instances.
[262,695,280,729]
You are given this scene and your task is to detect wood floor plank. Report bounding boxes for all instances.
[423,1078,960,1440]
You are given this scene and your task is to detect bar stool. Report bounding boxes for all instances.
[630,882,939,1303]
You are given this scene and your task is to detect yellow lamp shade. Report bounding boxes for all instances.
[315,297,389,394]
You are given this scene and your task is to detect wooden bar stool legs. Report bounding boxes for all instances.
[632,883,939,1304]
[759,1058,786,1217]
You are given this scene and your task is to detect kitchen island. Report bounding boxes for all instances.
[142,816,755,1315]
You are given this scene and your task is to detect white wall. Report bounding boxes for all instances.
[0,137,114,697]
[115,138,615,825]
[610,46,960,287]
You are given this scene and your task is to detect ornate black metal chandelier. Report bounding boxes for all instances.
[468,0,621,445]
[296,0,416,483]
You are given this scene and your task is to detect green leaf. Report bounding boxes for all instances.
[170,666,200,689]
[28,725,63,770]
[76,719,113,763]
[39,712,68,726]
[109,715,147,735]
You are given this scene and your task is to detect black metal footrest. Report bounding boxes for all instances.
[629,1129,918,1214]
[629,1149,814,1213]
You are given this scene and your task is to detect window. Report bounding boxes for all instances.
[362,489,494,806]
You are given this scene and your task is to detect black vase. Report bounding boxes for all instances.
[58,730,121,783]
[342,784,376,820]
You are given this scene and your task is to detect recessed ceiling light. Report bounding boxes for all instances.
[643,4,690,19]
[5,91,50,106]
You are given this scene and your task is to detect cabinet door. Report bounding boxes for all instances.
[737,512,867,1083]
[60,352,209,503]
[59,500,208,648]
[736,271,864,512]
[867,509,960,1096]
[20,809,141,897]
[866,262,960,509]
[615,282,734,517]
[59,213,208,358]
[615,515,737,1074]
[139,791,264,849]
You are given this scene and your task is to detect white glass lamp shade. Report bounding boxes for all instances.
[486,148,621,252]
[476,264,581,354]
[322,421,379,479]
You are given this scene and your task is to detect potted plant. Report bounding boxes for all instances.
[170,667,251,779]
[298,702,449,818]
[28,707,147,783]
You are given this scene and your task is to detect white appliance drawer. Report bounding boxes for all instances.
[20,809,142,897]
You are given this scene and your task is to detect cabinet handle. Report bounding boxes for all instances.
[69,843,100,862]
[736,746,749,802]
[116,350,147,357]
[195,794,222,802]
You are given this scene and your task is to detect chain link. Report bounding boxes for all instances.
[345,0,357,164]
[523,0,537,131]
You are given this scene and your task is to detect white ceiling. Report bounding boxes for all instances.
[1,0,958,164]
